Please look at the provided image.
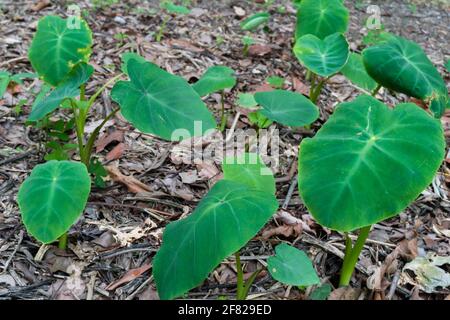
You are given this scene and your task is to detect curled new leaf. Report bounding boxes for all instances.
[17,160,91,243]
[29,15,92,86]
[298,95,445,232]
[111,57,216,141]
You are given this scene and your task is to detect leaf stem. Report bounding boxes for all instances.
[371,84,382,97]
[235,252,245,300]
[219,90,227,132]
[80,84,86,101]
[87,73,123,108]
[156,16,170,42]
[339,225,371,287]
[58,232,68,250]
[83,108,120,165]
[71,102,87,165]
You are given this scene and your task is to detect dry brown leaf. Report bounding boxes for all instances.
[106,264,151,290]
[328,287,362,300]
[106,165,153,193]
[167,39,204,53]
[292,77,310,96]
[261,224,302,239]
[106,142,126,161]
[95,130,124,153]
[249,44,272,56]
[31,0,51,11]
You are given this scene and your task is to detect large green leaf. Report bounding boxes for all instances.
[111,57,216,141]
[17,160,91,243]
[28,63,93,121]
[29,15,92,86]
[240,12,270,31]
[223,153,275,195]
[268,244,320,286]
[153,154,279,300]
[341,53,378,92]
[254,90,319,127]
[362,36,447,102]
[294,33,349,77]
[295,0,349,40]
[192,66,236,97]
[298,95,445,232]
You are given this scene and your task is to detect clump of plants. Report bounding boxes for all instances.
[18,15,216,248]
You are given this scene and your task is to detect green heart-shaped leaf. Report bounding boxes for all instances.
[268,244,319,286]
[28,63,94,121]
[254,90,319,127]
[240,12,270,31]
[153,154,279,299]
[192,66,236,97]
[341,53,378,92]
[236,93,257,109]
[298,95,445,232]
[294,33,349,77]
[111,57,216,141]
[18,160,91,243]
[362,36,447,102]
[29,16,92,86]
[295,0,349,40]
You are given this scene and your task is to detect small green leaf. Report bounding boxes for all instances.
[153,154,279,300]
[309,283,332,300]
[362,35,447,101]
[341,53,378,92]
[192,66,236,97]
[240,12,270,31]
[267,244,320,286]
[298,95,445,231]
[111,57,216,141]
[0,71,10,97]
[254,90,319,127]
[18,160,91,243]
[89,158,108,188]
[10,72,37,85]
[236,93,257,109]
[294,33,349,77]
[161,1,190,14]
[267,76,284,89]
[28,63,94,121]
[29,15,93,86]
[295,0,349,39]
[248,111,273,129]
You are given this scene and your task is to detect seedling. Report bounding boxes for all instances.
[113,32,128,47]
[156,1,190,42]
[248,111,273,131]
[240,12,270,31]
[18,15,216,248]
[241,36,255,56]
[0,71,36,98]
[153,153,279,300]
[266,76,284,89]
[298,95,445,286]
[192,66,237,131]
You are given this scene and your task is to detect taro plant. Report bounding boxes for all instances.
[156,0,191,42]
[192,66,237,131]
[18,15,216,248]
[241,35,255,56]
[298,94,445,286]
[153,153,279,300]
